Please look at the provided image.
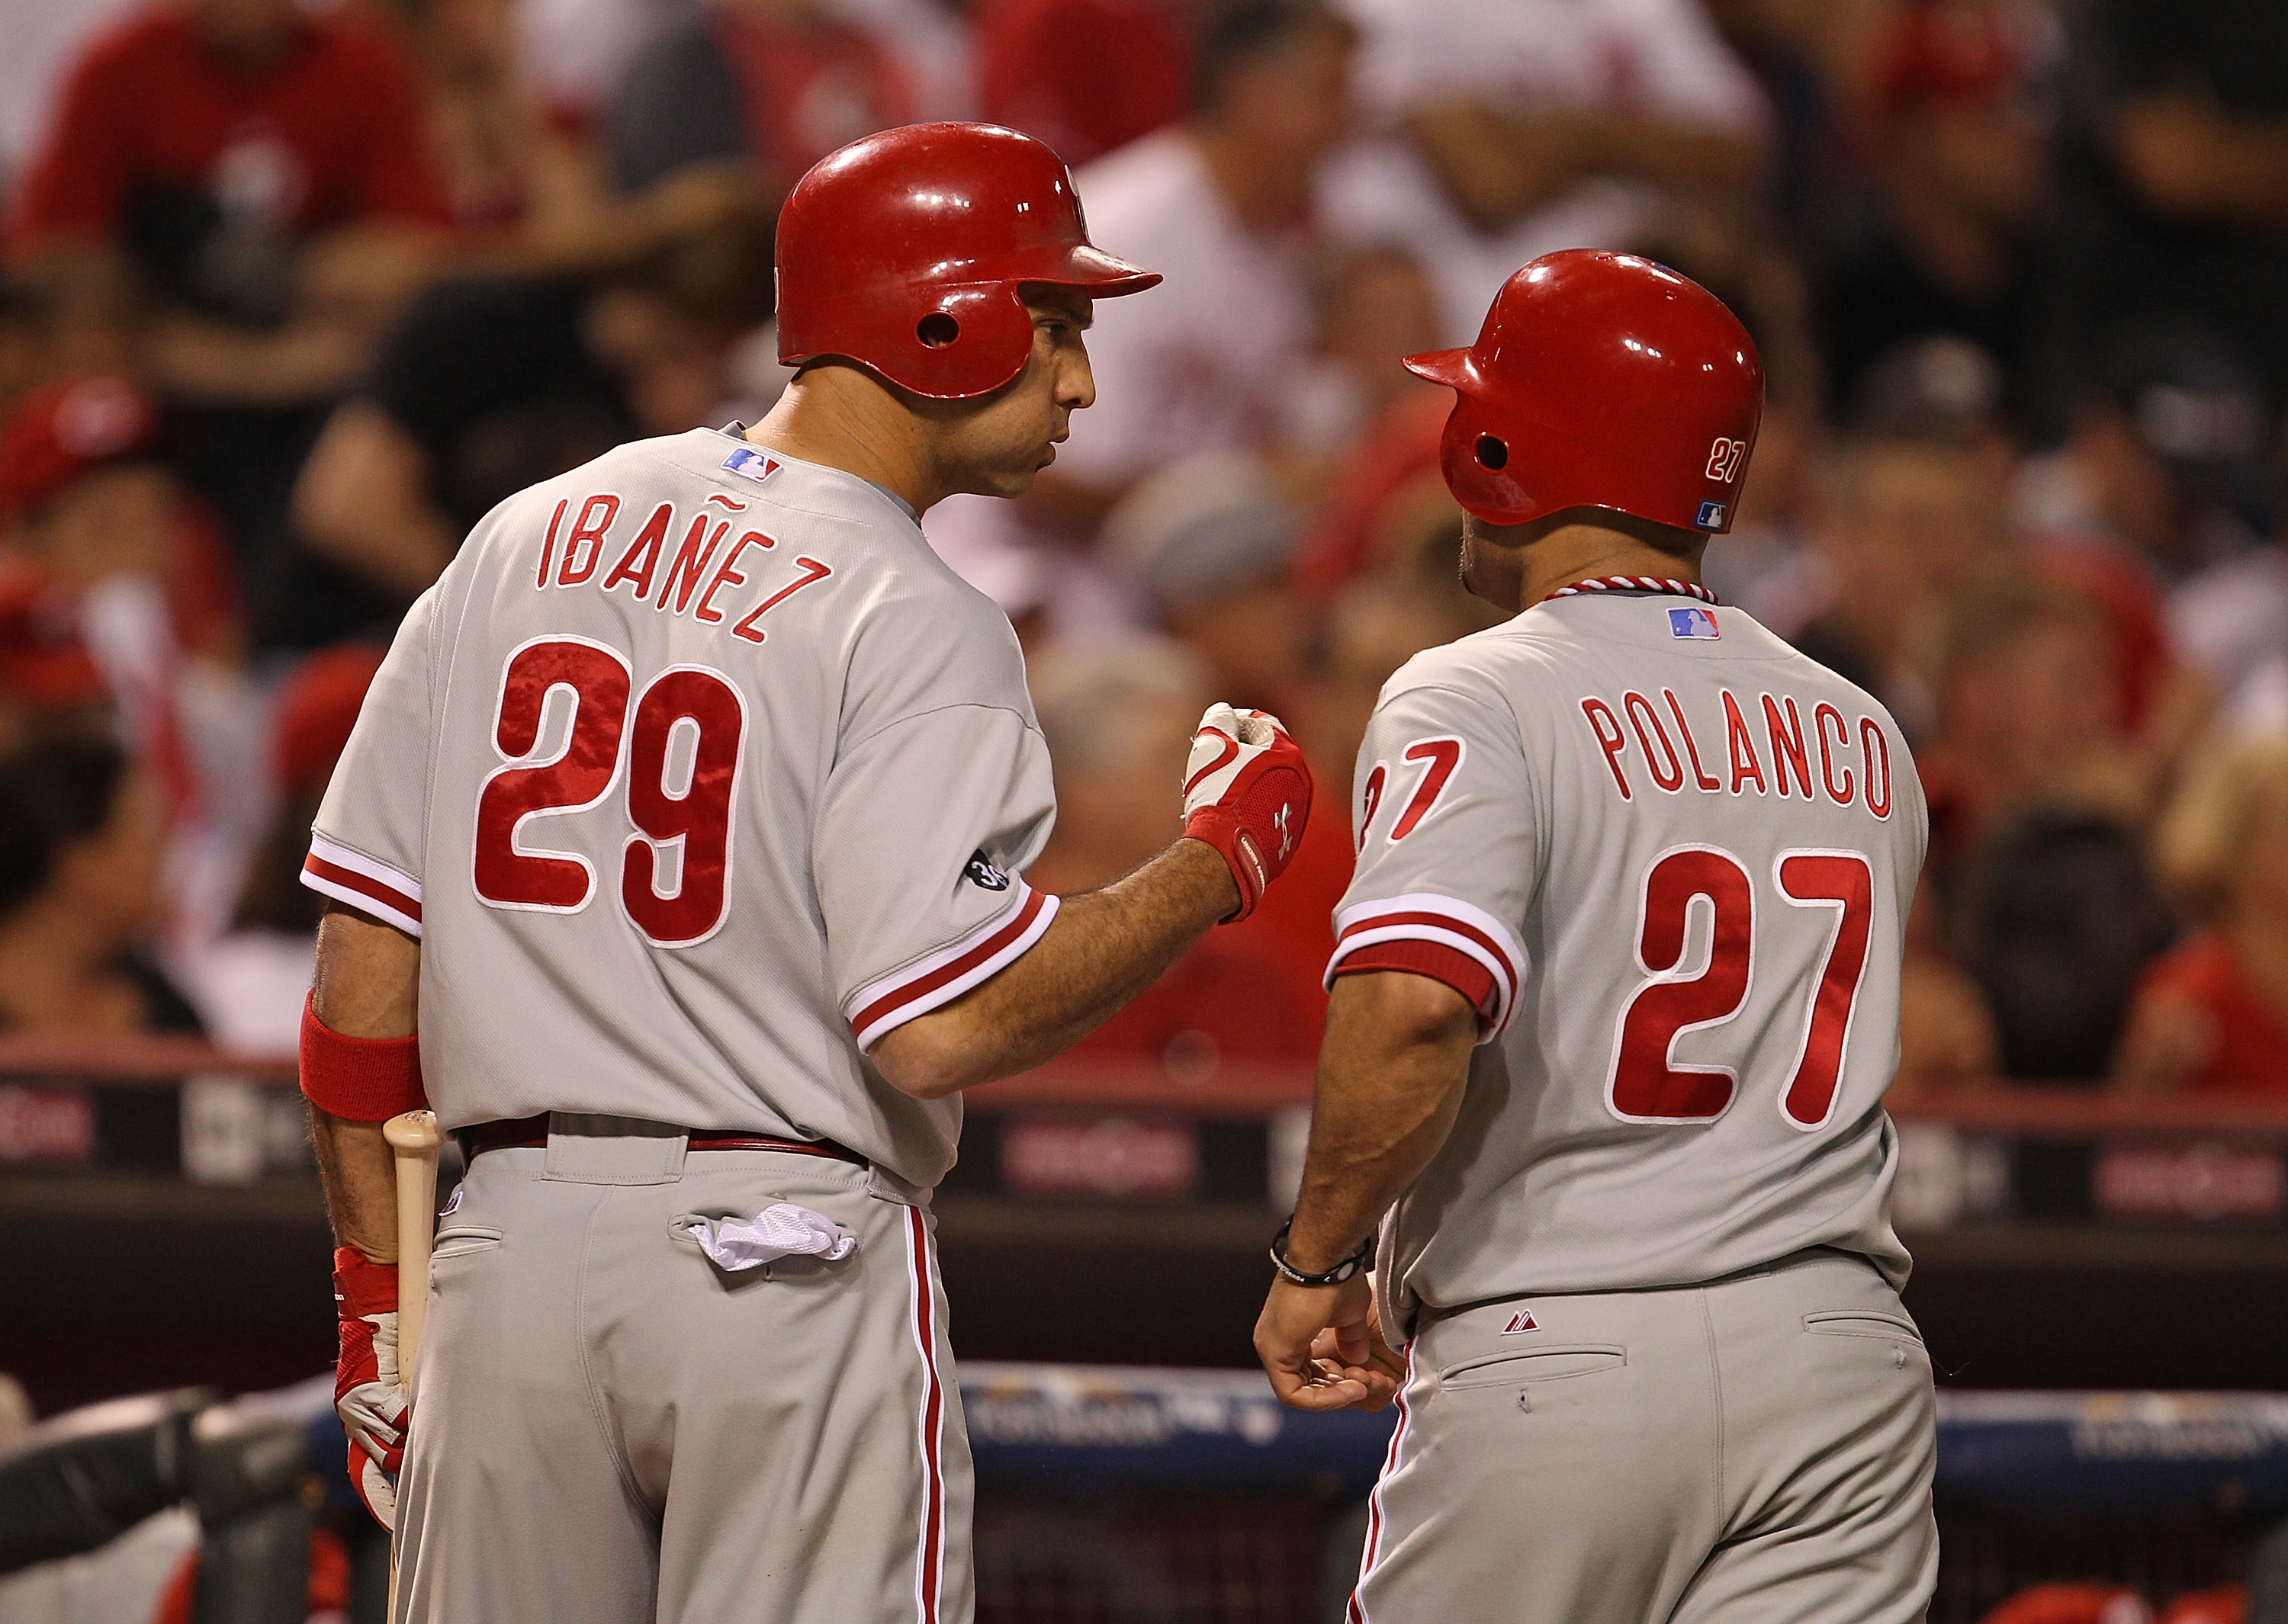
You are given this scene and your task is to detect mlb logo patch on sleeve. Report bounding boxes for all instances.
[721,445,781,484]
[1668,606,1721,640]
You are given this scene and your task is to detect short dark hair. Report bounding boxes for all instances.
[1191,0,1345,112]
[0,735,127,920]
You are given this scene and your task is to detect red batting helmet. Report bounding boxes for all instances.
[1403,251,1765,534]
[776,123,1162,400]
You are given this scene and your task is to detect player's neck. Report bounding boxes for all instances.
[1521,537,1704,608]
[1470,517,1707,615]
[744,372,940,513]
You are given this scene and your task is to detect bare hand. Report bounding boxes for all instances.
[1254,1274,1405,1412]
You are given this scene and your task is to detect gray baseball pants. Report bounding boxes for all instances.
[1350,1250,1936,1624]
[392,1119,969,1624]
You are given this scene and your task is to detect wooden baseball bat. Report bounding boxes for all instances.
[383,1110,445,1400]
[382,1110,443,1621]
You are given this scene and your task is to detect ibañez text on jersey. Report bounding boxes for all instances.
[1579,688,1894,815]
[529,491,835,644]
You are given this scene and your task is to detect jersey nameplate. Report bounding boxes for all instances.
[531,491,834,644]
[1579,687,1894,817]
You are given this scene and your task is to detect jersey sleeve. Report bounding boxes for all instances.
[300,591,441,936]
[1326,679,1537,1041]
[816,701,1059,1050]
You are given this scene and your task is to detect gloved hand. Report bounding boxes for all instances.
[1181,703,1314,923]
[333,1248,407,1530]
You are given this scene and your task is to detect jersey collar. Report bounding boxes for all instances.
[1545,576,1719,605]
[710,424,921,525]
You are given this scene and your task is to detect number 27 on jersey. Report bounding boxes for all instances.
[1609,844,1874,1133]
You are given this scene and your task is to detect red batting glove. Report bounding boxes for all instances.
[1181,703,1314,923]
[333,1248,407,1530]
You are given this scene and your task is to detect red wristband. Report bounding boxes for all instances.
[333,1247,398,1317]
[299,996,426,1122]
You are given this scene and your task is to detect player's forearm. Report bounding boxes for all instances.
[869,838,1237,1097]
[310,1108,401,1263]
[1284,971,1477,1274]
[309,904,424,1261]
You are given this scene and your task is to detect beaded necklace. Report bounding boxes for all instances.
[1545,576,1719,605]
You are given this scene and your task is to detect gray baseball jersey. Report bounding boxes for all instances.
[304,426,1057,1189]
[1325,583,1926,1330]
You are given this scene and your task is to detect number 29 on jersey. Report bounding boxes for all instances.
[471,636,745,948]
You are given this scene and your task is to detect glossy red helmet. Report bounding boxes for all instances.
[776,122,1162,401]
[1403,251,1765,534]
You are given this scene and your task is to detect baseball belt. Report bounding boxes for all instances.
[458,1114,866,1167]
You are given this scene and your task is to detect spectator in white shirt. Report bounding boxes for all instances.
[924,0,1351,629]
[1030,0,1353,535]
[1322,0,1769,346]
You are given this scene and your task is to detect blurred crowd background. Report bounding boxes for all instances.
[0,0,2284,1106]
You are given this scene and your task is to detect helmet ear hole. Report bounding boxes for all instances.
[916,313,960,348]
[1474,435,1509,470]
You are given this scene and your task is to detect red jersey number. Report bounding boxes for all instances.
[1775,849,1875,1130]
[1608,846,1755,1122]
[1608,842,1875,1128]
[473,639,744,945]
[621,667,747,947]
[473,637,631,911]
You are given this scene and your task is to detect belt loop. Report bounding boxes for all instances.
[541,1114,689,1185]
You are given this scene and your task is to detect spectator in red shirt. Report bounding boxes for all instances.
[9,0,450,408]
[2116,734,2288,1099]
[977,0,1192,167]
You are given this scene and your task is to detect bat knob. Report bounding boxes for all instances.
[384,1110,445,1154]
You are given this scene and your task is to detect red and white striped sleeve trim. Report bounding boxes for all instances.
[300,833,423,938]
[845,882,1059,1051]
[1325,892,1528,1041]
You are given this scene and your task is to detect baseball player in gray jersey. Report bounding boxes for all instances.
[296,124,1315,1624]
[1255,251,1939,1623]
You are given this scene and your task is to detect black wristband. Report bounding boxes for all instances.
[1269,1216,1376,1286]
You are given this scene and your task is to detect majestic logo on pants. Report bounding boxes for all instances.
[1501,1309,1540,1334]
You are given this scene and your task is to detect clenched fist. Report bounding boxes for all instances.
[1181,703,1313,923]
